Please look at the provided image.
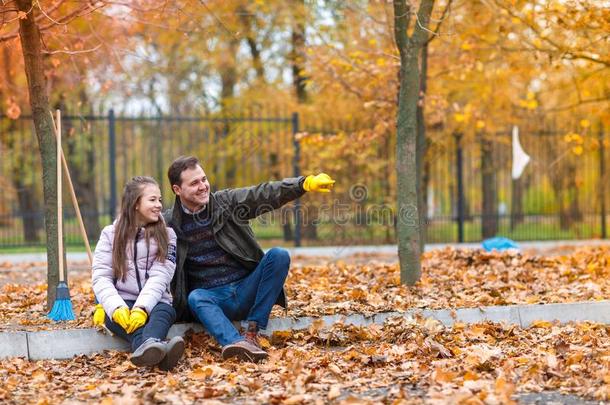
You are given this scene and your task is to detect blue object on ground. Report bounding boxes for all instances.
[482,237,519,252]
[48,281,75,321]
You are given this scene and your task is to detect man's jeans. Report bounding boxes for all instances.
[187,247,290,346]
[105,300,176,352]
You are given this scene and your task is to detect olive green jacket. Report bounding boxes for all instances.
[163,177,306,321]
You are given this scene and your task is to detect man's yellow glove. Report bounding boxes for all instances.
[93,304,105,326]
[126,307,148,334]
[112,306,131,330]
[303,173,335,193]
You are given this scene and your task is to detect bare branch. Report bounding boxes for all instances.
[0,1,103,43]
[427,0,453,44]
[196,0,239,39]
[42,43,102,55]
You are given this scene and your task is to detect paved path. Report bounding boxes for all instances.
[2,239,610,264]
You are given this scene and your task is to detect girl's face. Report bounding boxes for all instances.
[135,184,163,225]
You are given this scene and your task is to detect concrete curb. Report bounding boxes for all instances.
[2,240,610,263]
[1,300,608,361]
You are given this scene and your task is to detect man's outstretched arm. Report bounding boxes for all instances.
[216,174,335,220]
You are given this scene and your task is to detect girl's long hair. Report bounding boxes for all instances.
[112,176,169,282]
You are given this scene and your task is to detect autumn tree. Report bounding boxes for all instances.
[393,0,435,284]
[0,0,156,307]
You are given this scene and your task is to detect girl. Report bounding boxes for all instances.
[92,176,184,370]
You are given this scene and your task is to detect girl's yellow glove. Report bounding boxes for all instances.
[126,307,148,334]
[93,304,105,326]
[112,306,131,330]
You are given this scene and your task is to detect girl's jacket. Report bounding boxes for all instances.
[92,223,177,316]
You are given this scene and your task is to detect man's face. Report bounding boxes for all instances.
[172,165,210,211]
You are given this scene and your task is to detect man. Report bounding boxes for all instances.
[163,156,334,362]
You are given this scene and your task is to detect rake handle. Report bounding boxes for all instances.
[56,110,64,283]
[50,111,93,266]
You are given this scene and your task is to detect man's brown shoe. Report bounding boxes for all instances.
[244,321,263,349]
[221,339,268,362]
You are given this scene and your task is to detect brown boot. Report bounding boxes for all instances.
[244,321,263,348]
[221,339,268,362]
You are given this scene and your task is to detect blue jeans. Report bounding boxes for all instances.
[187,247,290,346]
[105,300,176,352]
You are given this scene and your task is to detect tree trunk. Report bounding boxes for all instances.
[290,0,317,240]
[16,0,65,309]
[481,133,498,238]
[238,6,265,82]
[291,0,308,104]
[393,0,435,285]
[220,38,239,186]
[416,41,429,251]
[510,177,525,231]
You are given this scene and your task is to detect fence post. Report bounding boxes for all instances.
[600,124,607,239]
[292,112,302,247]
[455,132,465,243]
[108,109,117,221]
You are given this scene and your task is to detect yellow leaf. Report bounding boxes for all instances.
[572,146,583,155]
[259,336,271,349]
[529,320,552,328]
[476,120,486,129]
[454,113,465,123]
[463,370,479,381]
[433,367,458,383]
[461,42,472,50]
[189,366,228,380]
[580,119,590,128]
[190,367,212,379]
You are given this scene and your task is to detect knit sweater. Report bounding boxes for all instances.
[181,208,249,290]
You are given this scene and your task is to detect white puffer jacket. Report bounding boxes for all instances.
[92,223,177,316]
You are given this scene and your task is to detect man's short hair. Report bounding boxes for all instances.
[168,156,201,189]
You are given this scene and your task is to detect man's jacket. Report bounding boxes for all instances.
[163,176,306,321]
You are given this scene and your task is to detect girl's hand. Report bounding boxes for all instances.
[126,307,148,334]
[112,306,131,330]
[93,304,106,326]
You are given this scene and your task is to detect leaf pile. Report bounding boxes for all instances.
[0,247,609,331]
[284,246,609,317]
[0,317,608,404]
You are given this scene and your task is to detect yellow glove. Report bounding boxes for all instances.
[93,304,105,326]
[303,173,335,193]
[112,306,131,330]
[126,307,148,334]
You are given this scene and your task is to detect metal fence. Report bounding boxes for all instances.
[0,110,607,248]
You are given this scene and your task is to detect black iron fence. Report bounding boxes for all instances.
[0,110,608,248]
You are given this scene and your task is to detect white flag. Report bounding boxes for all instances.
[512,126,530,179]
